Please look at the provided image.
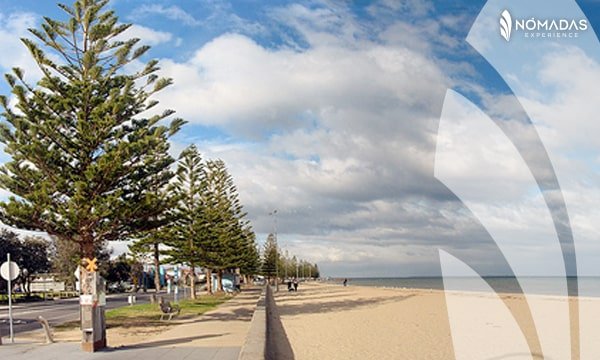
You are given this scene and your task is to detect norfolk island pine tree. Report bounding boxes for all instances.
[0,0,184,271]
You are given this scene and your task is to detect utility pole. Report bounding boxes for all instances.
[269,210,279,291]
[284,250,288,280]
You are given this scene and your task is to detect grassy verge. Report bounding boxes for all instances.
[0,292,78,304]
[104,293,232,328]
[0,293,44,303]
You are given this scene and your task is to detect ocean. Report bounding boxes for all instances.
[333,277,600,297]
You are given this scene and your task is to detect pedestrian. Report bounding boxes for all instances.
[234,275,241,292]
[343,278,348,287]
[293,278,298,291]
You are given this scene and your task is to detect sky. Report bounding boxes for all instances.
[0,0,598,278]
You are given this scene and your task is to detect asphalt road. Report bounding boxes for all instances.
[0,291,182,335]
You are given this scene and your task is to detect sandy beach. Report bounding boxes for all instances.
[274,282,454,359]
[274,282,600,360]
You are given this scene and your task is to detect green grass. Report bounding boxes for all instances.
[0,292,78,304]
[104,293,231,328]
[0,293,44,303]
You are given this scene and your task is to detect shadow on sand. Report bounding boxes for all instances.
[266,286,295,360]
[275,293,415,317]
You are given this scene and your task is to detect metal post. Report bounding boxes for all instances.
[174,265,179,303]
[7,253,14,343]
[284,250,288,280]
[269,210,279,292]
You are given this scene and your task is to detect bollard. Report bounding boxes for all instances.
[37,316,54,344]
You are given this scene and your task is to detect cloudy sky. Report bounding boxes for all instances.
[0,0,598,278]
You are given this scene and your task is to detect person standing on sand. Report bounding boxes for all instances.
[293,278,298,291]
[343,278,348,286]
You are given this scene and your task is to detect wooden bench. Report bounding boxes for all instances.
[159,301,180,321]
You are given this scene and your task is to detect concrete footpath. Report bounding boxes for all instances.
[0,288,262,360]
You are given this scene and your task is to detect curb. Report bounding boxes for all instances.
[238,287,267,360]
[238,285,295,360]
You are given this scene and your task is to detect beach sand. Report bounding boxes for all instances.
[274,282,454,359]
[274,282,600,360]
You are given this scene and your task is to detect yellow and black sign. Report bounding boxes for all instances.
[82,257,98,272]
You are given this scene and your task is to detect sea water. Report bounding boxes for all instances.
[337,277,600,297]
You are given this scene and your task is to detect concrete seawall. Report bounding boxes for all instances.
[238,285,294,360]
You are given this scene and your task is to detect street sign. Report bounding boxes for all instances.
[82,257,98,272]
[0,261,19,281]
[2,253,18,343]
[74,265,81,280]
[80,294,94,305]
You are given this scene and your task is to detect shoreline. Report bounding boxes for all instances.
[322,280,600,301]
[275,281,599,359]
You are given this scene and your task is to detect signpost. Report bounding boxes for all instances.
[174,265,179,303]
[79,257,106,352]
[1,253,20,343]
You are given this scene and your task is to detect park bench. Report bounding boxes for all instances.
[159,300,180,321]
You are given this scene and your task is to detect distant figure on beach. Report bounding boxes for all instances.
[343,278,348,287]
[293,278,298,291]
[288,279,293,292]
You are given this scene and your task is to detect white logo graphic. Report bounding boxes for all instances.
[500,9,512,41]
[498,9,588,41]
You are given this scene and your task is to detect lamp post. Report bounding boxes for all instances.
[269,209,279,291]
[283,249,288,281]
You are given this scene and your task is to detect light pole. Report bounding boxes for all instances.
[284,249,288,280]
[269,210,279,291]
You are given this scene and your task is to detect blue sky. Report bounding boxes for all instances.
[0,0,599,278]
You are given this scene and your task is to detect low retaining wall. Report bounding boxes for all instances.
[238,288,267,360]
[238,285,295,360]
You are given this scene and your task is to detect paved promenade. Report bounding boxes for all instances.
[0,288,262,360]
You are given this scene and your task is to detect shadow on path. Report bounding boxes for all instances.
[199,307,254,322]
[103,333,228,351]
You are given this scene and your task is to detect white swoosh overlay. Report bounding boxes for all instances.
[500,9,512,41]
[435,90,570,359]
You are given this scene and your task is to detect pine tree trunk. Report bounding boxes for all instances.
[81,240,95,260]
[153,243,161,292]
[217,269,224,292]
[189,261,197,299]
[206,268,213,295]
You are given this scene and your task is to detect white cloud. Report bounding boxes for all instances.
[120,24,173,46]
[141,5,492,276]
[156,33,448,136]
[132,4,201,26]
[521,47,600,153]
[0,12,42,81]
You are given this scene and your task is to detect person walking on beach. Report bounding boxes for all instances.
[343,278,348,287]
[293,278,298,291]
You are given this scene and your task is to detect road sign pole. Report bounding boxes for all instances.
[7,253,14,343]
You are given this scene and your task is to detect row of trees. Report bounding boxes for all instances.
[261,233,319,282]
[129,145,261,297]
[0,0,315,298]
[0,0,260,298]
[0,230,51,294]
[0,228,144,295]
